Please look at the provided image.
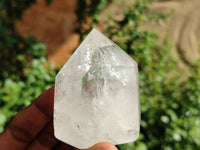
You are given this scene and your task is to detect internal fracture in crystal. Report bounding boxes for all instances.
[54,28,140,149]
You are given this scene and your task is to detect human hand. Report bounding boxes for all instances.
[0,86,118,150]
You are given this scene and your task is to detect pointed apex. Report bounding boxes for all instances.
[88,28,104,37]
[90,28,99,33]
[78,28,113,51]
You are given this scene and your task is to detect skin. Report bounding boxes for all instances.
[0,86,118,150]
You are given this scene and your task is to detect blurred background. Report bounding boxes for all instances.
[0,0,200,149]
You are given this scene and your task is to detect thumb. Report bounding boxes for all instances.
[87,142,118,150]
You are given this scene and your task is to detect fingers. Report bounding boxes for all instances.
[53,142,118,150]
[0,86,119,150]
[0,86,55,150]
[25,120,59,150]
[87,143,118,150]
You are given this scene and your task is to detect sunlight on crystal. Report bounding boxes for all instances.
[54,28,140,149]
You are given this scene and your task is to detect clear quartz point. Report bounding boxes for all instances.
[54,28,140,149]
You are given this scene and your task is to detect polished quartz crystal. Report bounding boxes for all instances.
[54,28,140,149]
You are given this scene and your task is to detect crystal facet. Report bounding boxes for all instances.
[54,28,140,149]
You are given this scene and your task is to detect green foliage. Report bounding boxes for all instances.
[0,1,199,149]
[0,57,56,132]
[76,0,200,149]
[0,0,52,80]
[0,0,55,132]
[75,0,111,40]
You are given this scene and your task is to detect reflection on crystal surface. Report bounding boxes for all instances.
[54,28,140,149]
